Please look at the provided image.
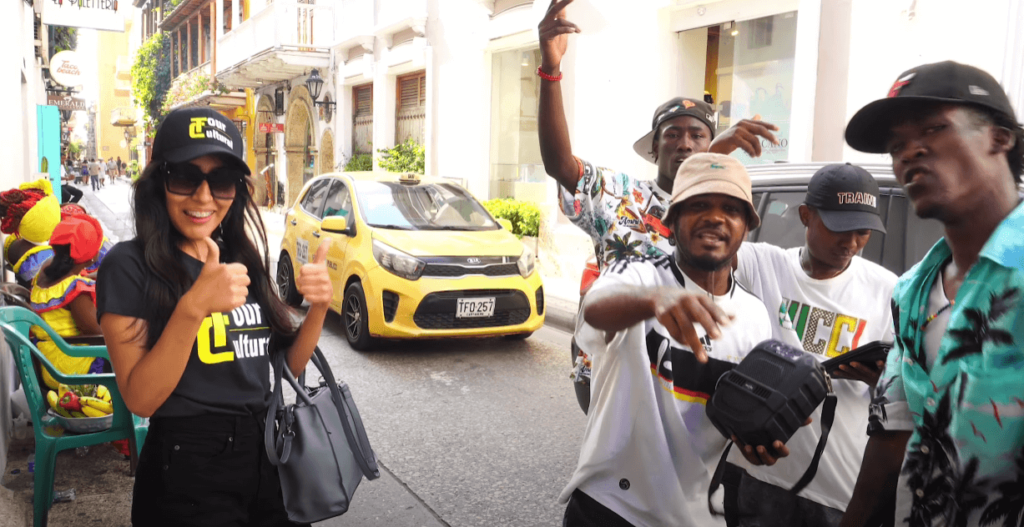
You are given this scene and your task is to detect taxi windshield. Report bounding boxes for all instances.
[354,181,499,231]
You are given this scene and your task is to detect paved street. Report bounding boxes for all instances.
[316,323,583,527]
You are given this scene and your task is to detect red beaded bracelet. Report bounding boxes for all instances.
[537,67,563,82]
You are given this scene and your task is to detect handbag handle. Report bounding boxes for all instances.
[264,347,380,480]
[308,347,380,480]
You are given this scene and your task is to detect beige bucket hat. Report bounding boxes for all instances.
[663,153,760,229]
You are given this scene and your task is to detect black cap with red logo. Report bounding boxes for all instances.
[845,61,1018,154]
[152,108,250,174]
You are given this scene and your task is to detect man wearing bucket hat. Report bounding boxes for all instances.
[839,61,1024,527]
[538,0,780,413]
[559,153,773,526]
[723,163,898,526]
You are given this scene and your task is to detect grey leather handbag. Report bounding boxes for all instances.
[265,347,380,523]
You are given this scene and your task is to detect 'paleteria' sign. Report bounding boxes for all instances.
[49,51,86,88]
[42,0,124,33]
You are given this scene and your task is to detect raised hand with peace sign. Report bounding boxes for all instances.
[538,0,581,77]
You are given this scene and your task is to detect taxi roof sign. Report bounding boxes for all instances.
[398,172,421,185]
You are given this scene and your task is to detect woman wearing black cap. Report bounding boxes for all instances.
[95,107,335,527]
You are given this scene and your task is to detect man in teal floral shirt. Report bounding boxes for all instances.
[840,61,1024,527]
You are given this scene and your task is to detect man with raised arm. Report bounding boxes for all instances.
[560,153,776,527]
[538,0,780,410]
[839,61,1024,527]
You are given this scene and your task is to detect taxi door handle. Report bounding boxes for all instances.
[312,231,321,238]
[290,220,297,226]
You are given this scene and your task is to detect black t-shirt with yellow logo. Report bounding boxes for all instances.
[96,240,274,418]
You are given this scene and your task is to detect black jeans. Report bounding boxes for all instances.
[133,412,308,527]
[563,489,636,527]
[61,184,82,204]
[723,464,844,527]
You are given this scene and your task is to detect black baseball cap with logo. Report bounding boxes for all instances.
[633,97,717,162]
[846,61,1019,153]
[152,107,250,174]
[805,163,886,233]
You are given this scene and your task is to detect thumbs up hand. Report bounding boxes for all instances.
[297,238,335,307]
[187,238,251,316]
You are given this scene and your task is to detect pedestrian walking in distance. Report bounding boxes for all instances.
[96,107,337,527]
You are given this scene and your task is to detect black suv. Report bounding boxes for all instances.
[746,162,943,275]
[570,162,945,414]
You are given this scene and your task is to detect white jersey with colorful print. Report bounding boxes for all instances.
[560,255,772,527]
[731,243,897,511]
[558,158,675,268]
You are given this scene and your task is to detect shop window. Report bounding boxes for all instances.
[488,47,546,203]
[679,11,798,164]
[353,83,373,154]
[396,71,426,144]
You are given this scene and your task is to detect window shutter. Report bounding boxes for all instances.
[354,85,372,116]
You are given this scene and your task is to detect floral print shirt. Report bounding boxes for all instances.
[869,201,1024,527]
[557,158,675,270]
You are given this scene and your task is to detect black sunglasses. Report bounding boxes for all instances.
[163,161,244,200]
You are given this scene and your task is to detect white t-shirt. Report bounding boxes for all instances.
[561,255,773,527]
[731,243,897,511]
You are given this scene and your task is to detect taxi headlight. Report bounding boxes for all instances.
[517,246,536,278]
[372,239,425,280]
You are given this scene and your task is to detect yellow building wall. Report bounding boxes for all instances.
[95,16,133,165]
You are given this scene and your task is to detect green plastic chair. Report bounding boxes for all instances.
[0,306,148,527]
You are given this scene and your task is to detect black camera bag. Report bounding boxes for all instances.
[705,340,837,513]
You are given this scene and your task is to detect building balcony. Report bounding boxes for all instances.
[110,107,136,127]
[376,0,427,40]
[116,56,132,81]
[216,0,334,89]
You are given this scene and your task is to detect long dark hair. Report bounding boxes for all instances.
[42,244,76,282]
[129,158,298,350]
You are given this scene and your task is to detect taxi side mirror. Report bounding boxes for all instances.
[321,215,350,234]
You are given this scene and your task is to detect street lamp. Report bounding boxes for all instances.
[305,69,336,121]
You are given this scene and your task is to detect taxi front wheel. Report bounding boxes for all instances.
[344,282,378,351]
[276,252,302,307]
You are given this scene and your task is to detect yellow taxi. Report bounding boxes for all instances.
[277,171,545,350]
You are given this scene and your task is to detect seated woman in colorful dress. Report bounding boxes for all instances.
[29,214,105,389]
[1,184,61,288]
[59,203,113,276]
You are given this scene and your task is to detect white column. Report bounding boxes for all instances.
[230,0,237,34]
[215,0,225,39]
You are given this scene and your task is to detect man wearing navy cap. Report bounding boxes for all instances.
[726,163,898,526]
[840,61,1024,527]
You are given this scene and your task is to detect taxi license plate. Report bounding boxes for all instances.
[456,298,495,318]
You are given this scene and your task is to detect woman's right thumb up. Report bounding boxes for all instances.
[202,237,221,268]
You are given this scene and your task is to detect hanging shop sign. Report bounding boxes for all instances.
[42,0,124,33]
[259,122,285,133]
[49,51,87,88]
[46,94,87,111]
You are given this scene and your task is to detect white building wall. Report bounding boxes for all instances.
[1,2,45,192]
[842,0,1019,164]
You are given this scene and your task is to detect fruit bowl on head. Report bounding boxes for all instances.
[46,409,113,434]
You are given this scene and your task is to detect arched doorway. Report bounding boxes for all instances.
[254,95,276,206]
[284,86,316,207]
[320,130,335,174]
